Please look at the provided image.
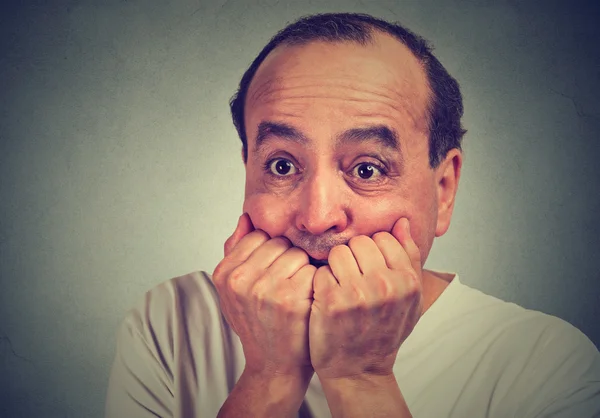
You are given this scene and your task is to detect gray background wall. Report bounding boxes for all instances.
[1,0,599,416]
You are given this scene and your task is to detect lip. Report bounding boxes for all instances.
[304,248,329,260]
[308,255,329,267]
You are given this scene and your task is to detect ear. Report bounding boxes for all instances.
[434,148,462,237]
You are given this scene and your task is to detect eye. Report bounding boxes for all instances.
[265,158,298,177]
[351,162,386,180]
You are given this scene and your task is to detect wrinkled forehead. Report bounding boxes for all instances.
[245,32,431,135]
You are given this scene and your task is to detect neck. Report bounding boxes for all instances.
[420,269,454,314]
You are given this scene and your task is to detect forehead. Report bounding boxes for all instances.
[245,31,431,140]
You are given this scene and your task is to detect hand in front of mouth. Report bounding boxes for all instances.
[307,217,423,381]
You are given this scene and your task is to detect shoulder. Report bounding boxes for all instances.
[445,281,600,416]
[113,270,229,385]
[120,271,223,351]
[131,270,220,320]
[456,282,596,352]
[106,271,238,417]
[506,312,600,417]
[444,280,597,361]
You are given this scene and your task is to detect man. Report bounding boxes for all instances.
[105,13,600,417]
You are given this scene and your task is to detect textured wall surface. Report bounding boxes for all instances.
[1,0,599,416]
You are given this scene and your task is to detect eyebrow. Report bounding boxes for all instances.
[335,125,400,151]
[254,120,401,154]
[254,121,308,153]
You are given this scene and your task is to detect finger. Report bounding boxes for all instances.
[266,246,310,282]
[226,229,271,268]
[391,218,422,274]
[212,229,268,291]
[371,231,409,271]
[245,236,292,271]
[288,263,317,300]
[224,213,256,257]
[347,235,387,275]
[313,265,339,297]
[328,245,361,286]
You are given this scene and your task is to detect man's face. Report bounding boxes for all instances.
[242,32,455,266]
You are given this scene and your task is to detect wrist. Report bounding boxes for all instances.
[318,373,412,418]
[242,366,314,405]
[219,367,314,418]
[319,372,397,392]
[244,365,314,384]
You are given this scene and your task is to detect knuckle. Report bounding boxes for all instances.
[229,264,251,286]
[374,272,395,298]
[404,271,421,295]
[249,229,270,244]
[212,261,227,283]
[280,285,299,303]
[227,231,269,261]
[372,231,391,244]
[270,235,292,249]
[404,268,419,283]
[351,284,367,303]
[251,277,269,299]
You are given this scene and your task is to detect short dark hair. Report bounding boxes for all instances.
[229,12,466,168]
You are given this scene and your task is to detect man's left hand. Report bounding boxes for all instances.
[309,217,423,380]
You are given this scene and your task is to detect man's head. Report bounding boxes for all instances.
[230,13,466,266]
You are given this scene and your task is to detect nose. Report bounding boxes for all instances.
[295,169,349,235]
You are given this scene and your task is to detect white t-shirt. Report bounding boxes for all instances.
[105,270,600,417]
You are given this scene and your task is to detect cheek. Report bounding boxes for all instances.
[243,166,293,237]
[407,191,438,264]
[409,211,436,264]
[352,198,408,235]
[242,192,293,238]
[354,190,435,262]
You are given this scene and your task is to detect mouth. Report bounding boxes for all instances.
[308,256,329,268]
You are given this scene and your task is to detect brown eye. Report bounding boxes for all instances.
[268,158,297,176]
[352,163,383,180]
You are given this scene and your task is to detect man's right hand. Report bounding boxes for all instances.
[212,213,316,377]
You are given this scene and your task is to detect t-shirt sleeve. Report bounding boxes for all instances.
[104,294,175,418]
[515,317,600,418]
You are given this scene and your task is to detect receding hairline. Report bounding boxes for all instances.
[230,13,466,168]
[249,27,429,86]
[245,29,433,134]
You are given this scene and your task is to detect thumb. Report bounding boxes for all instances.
[391,217,422,274]
[224,213,255,256]
[391,217,406,243]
